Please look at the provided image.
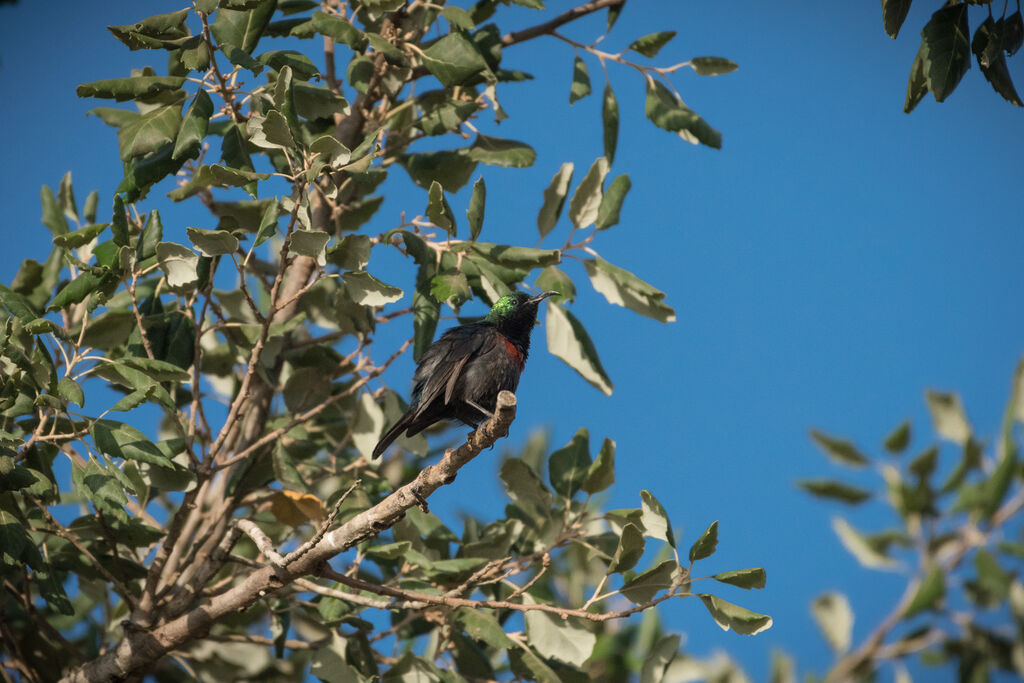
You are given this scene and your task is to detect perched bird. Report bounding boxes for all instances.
[372,290,557,459]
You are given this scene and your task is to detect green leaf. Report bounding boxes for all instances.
[810,429,869,467]
[222,44,265,74]
[972,18,1023,106]
[351,392,385,460]
[52,223,108,249]
[466,177,486,240]
[981,446,1016,520]
[903,565,945,618]
[537,162,574,239]
[418,93,480,136]
[925,390,971,445]
[974,549,1011,602]
[185,227,239,257]
[644,80,721,149]
[583,437,615,494]
[442,6,476,30]
[401,149,477,191]
[545,303,613,395]
[413,275,440,362]
[365,32,405,64]
[422,32,491,86]
[811,592,853,653]
[117,105,182,161]
[920,3,970,103]
[110,194,129,247]
[602,84,619,164]
[91,420,169,466]
[797,479,872,504]
[535,266,575,304]
[57,377,85,408]
[584,257,675,323]
[346,54,374,93]
[0,510,30,566]
[698,593,773,635]
[426,180,456,235]
[569,56,591,104]
[310,10,367,50]
[342,271,403,306]
[211,0,277,54]
[714,567,767,590]
[429,271,470,305]
[883,0,913,39]
[568,157,608,229]
[470,242,560,269]
[454,607,513,649]
[294,81,350,120]
[0,283,40,322]
[523,594,596,666]
[904,42,929,113]
[289,229,330,265]
[87,107,140,128]
[467,134,536,168]
[622,560,677,604]
[76,76,186,102]
[640,489,675,547]
[884,420,912,453]
[253,200,280,249]
[689,520,718,562]
[47,271,108,311]
[595,174,630,230]
[500,458,552,511]
[83,190,99,224]
[548,427,592,498]
[831,517,898,570]
[309,633,362,683]
[156,241,200,289]
[366,541,412,561]
[247,110,297,150]
[640,634,679,683]
[134,210,163,263]
[326,234,370,271]
[258,50,320,80]
[689,56,739,76]
[40,185,69,236]
[57,171,78,223]
[1004,11,1024,56]
[607,523,645,574]
[167,164,270,201]
[628,31,676,58]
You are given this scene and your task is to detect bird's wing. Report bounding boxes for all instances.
[410,325,488,418]
[444,353,471,406]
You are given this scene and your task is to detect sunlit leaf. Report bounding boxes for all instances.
[698,594,773,635]
[546,303,613,395]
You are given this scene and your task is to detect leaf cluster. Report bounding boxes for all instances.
[883,0,1024,111]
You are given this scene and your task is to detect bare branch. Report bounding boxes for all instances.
[500,0,625,47]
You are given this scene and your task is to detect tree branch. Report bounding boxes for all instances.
[500,0,624,47]
[60,392,518,683]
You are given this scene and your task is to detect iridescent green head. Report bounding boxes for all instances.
[483,290,558,349]
[484,291,557,323]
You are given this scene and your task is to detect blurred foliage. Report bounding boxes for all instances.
[793,361,1024,681]
[883,0,1024,111]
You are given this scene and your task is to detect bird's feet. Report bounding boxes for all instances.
[466,399,495,421]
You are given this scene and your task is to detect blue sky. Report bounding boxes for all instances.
[2,0,1023,678]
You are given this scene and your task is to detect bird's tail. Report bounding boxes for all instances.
[372,412,415,459]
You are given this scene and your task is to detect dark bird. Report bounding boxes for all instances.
[372,290,557,459]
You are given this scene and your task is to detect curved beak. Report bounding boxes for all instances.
[529,291,559,304]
